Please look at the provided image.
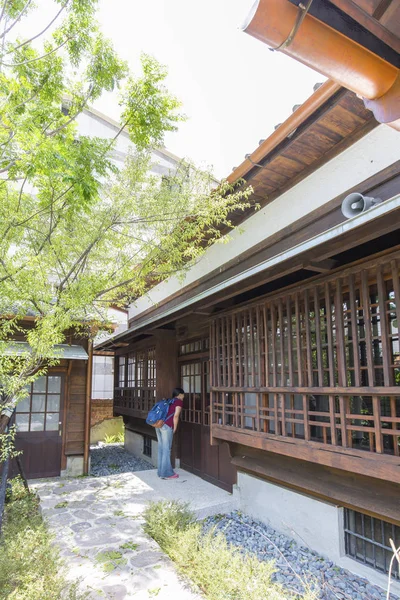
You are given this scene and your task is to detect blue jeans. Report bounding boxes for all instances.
[156,424,174,478]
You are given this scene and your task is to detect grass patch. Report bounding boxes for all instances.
[104,432,124,444]
[119,541,139,551]
[54,501,68,509]
[143,501,318,600]
[95,550,127,573]
[0,477,84,600]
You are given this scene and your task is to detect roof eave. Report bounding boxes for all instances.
[227,79,341,184]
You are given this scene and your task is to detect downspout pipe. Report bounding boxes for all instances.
[242,0,400,129]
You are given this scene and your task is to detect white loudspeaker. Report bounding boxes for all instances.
[341,192,382,219]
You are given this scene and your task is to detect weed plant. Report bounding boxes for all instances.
[143,500,318,600]
[0,477,84,600]
[103,431,124,444]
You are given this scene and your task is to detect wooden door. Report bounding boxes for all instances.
[13,373,65,478]
[179,359,236,491]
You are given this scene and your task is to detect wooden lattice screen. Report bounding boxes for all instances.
[114,347,156,415]
[179,338,210,425]
[210,250,400,456]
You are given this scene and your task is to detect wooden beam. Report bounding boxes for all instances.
[231,453,400,526]
[373,0,395,21]
[211,385,400,395]
[213,424,400,483]
[305,258,339,272]
[323,0,400,53]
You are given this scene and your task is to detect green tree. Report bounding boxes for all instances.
[0,1,253,435]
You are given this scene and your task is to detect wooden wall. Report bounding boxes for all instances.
[155,330,178,400]
[63,357,88,465]
[6,322,90,476]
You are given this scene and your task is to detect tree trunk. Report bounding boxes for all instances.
[0,413,10,434]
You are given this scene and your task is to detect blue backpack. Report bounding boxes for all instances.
[146,398,174,428]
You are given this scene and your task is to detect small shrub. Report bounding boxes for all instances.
[143,500,313,600]
[104,431,124,444]
[0,478,85,600]
[143,500,195,551]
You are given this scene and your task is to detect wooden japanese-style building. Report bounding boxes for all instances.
[98,74,400,588]
[4,321,93,479]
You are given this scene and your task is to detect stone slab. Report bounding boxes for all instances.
[31,467,235,598]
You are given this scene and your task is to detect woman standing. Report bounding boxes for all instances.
[156,387,184,479]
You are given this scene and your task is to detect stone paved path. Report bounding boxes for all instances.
[31,470,207,600]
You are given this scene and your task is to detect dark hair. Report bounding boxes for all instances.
[172,387,184,398]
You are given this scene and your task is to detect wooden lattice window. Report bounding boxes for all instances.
[143,435,152,457]
[179,338,209,356]
[181,359,210,425]
[117,356,126,387]
[344,509,400,580]
[114,347,156,414]
[210,250,400,456]
[15,374,62,433]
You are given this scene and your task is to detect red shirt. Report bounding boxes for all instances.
[165,398,183,428]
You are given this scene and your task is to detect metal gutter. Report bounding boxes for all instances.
[242,0,400,128]
[107,194,400,342]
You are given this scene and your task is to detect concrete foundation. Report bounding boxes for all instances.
[124,429,158,468]
[60,455,85,477]
[235,471,400,595]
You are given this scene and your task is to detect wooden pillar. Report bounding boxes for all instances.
[83,340,93,475]
[155,330,179,462]
[155,330,178,399]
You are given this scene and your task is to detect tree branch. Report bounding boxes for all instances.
[0,0,32,40]
[17,174,28,211]
[3,0,69,54]
[57,225,112,292]
[0,0,9,26]
[1,34,73,67]
[46,85,94,137]
[0,0,32,41]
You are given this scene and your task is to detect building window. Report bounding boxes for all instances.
[117,356,126,387]
[179,338,208,355]
[92,356,114,400]
[344,508,400,579]
[15,375,62,433]
[180,360,210,425]
[143,435,152,457]
[114,347,156,415]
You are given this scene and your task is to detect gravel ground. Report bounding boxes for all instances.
[89,442,154,476]
[89,446,398,599]
[203,512,399,600]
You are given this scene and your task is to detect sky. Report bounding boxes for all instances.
[94,0,325,179]
[13,0,325,180]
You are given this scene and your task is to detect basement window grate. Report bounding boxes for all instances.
[143,435,152,458]
[344,509,400,579]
